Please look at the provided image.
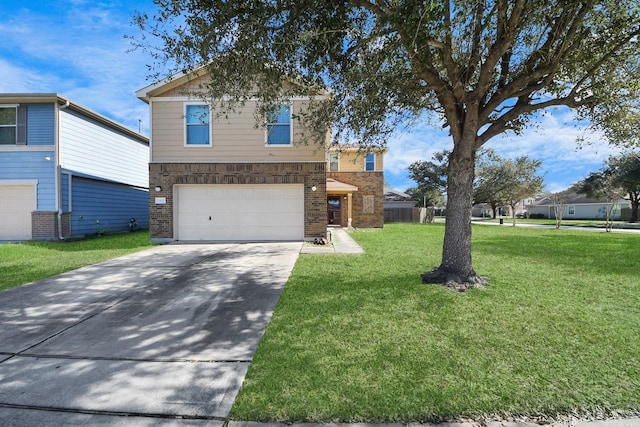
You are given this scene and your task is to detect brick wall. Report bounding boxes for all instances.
[61,212,71,238]
[149,162,327,241]
[31,211,70,240]
[327,171,384,228]
[32,211,57,239]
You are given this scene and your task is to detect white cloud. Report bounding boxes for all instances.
[383,108,624,193]
[0,2,155,133]
[0,60,64,92]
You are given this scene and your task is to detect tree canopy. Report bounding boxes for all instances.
[575,152,640,223]
[474,150,544,223]
[133,0,640,289]
[409,149,544,222]
[407,150,448,207]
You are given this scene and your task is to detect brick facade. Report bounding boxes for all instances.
[149,162,327,241]
[32,211,71,240]
[327,171,384,228]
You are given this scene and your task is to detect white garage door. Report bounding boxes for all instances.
[0,185,35,240]
[176,184,304,241]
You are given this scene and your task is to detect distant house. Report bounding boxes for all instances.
[472,198,536,218]
[0,94,149,240]
[136,67,385,242]
[527,192,630,220]
[383,188,417,222]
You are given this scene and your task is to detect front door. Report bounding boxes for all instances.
[327,196,341,225]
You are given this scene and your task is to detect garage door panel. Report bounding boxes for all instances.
[0,186,35,240]
[176,184,304,241]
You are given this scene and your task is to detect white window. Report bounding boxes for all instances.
[329,153,339,171]
[365,153,375,171]
[184,103,211,146]
[568,205,575,215]
[0,106,17,145]
[266,104,292,145]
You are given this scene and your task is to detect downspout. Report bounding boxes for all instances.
[55,99,70,240]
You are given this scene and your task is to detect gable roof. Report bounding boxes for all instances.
[136,64,330,104]
[329,143,389,154]
[384,188,414,202]
[136,67,210,103]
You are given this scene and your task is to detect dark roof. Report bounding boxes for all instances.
[384,188,414,202]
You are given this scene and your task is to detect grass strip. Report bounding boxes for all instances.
[0,231,155,291]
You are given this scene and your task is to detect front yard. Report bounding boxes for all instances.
[231,223,640,423]
[0,231,155,291]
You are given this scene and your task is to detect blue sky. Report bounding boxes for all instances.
[0,0,624,193]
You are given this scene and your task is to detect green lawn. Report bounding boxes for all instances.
[230,223,640,423]
[0,231,155,291]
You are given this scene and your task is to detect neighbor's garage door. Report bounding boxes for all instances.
[0,185,35,240]
[176,184,304,241]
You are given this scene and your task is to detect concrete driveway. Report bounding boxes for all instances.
[0,242,301,426]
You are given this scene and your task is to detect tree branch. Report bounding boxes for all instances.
[477,95,588,147]
[472,0,527,102]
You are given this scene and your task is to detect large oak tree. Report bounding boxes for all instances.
[133,0,640,289]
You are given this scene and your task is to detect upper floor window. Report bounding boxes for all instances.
[365,153,375,171]
[329,153,339,171]
[0,106,17,145]
[266,104,292,145]
[185,103,211,146]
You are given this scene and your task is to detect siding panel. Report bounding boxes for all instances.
[61,173,70,212]
[70,177,149,236]
[0,151,55,210]
[337,151,384,172]
[59,110,148,188]
[151,100,325,162]
[26,104,55,146]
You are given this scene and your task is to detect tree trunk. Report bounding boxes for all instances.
[630,198,639,223]
[422,143,487,291]
[491,203,498,219]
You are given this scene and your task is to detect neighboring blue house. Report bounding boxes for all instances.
[0,94,149,240]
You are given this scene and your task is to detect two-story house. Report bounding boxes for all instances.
[136,69,384,242]
[0,94,149,240]
[327,146,385,229]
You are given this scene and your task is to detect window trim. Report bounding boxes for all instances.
[183,102,212,147]
[568,205,576,215]
[0,104,18,146]
[365,153,375,171]
[329,152,339,171]
[265,103,293,146]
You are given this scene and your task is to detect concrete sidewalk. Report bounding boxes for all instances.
[471,219,640,233]
[2,413,637,426]
[300,227,364,254]
[228,419,640,427]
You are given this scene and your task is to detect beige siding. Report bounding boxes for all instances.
[337,151,384,171]
[151,99,325,162]
[157,74,211,98]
